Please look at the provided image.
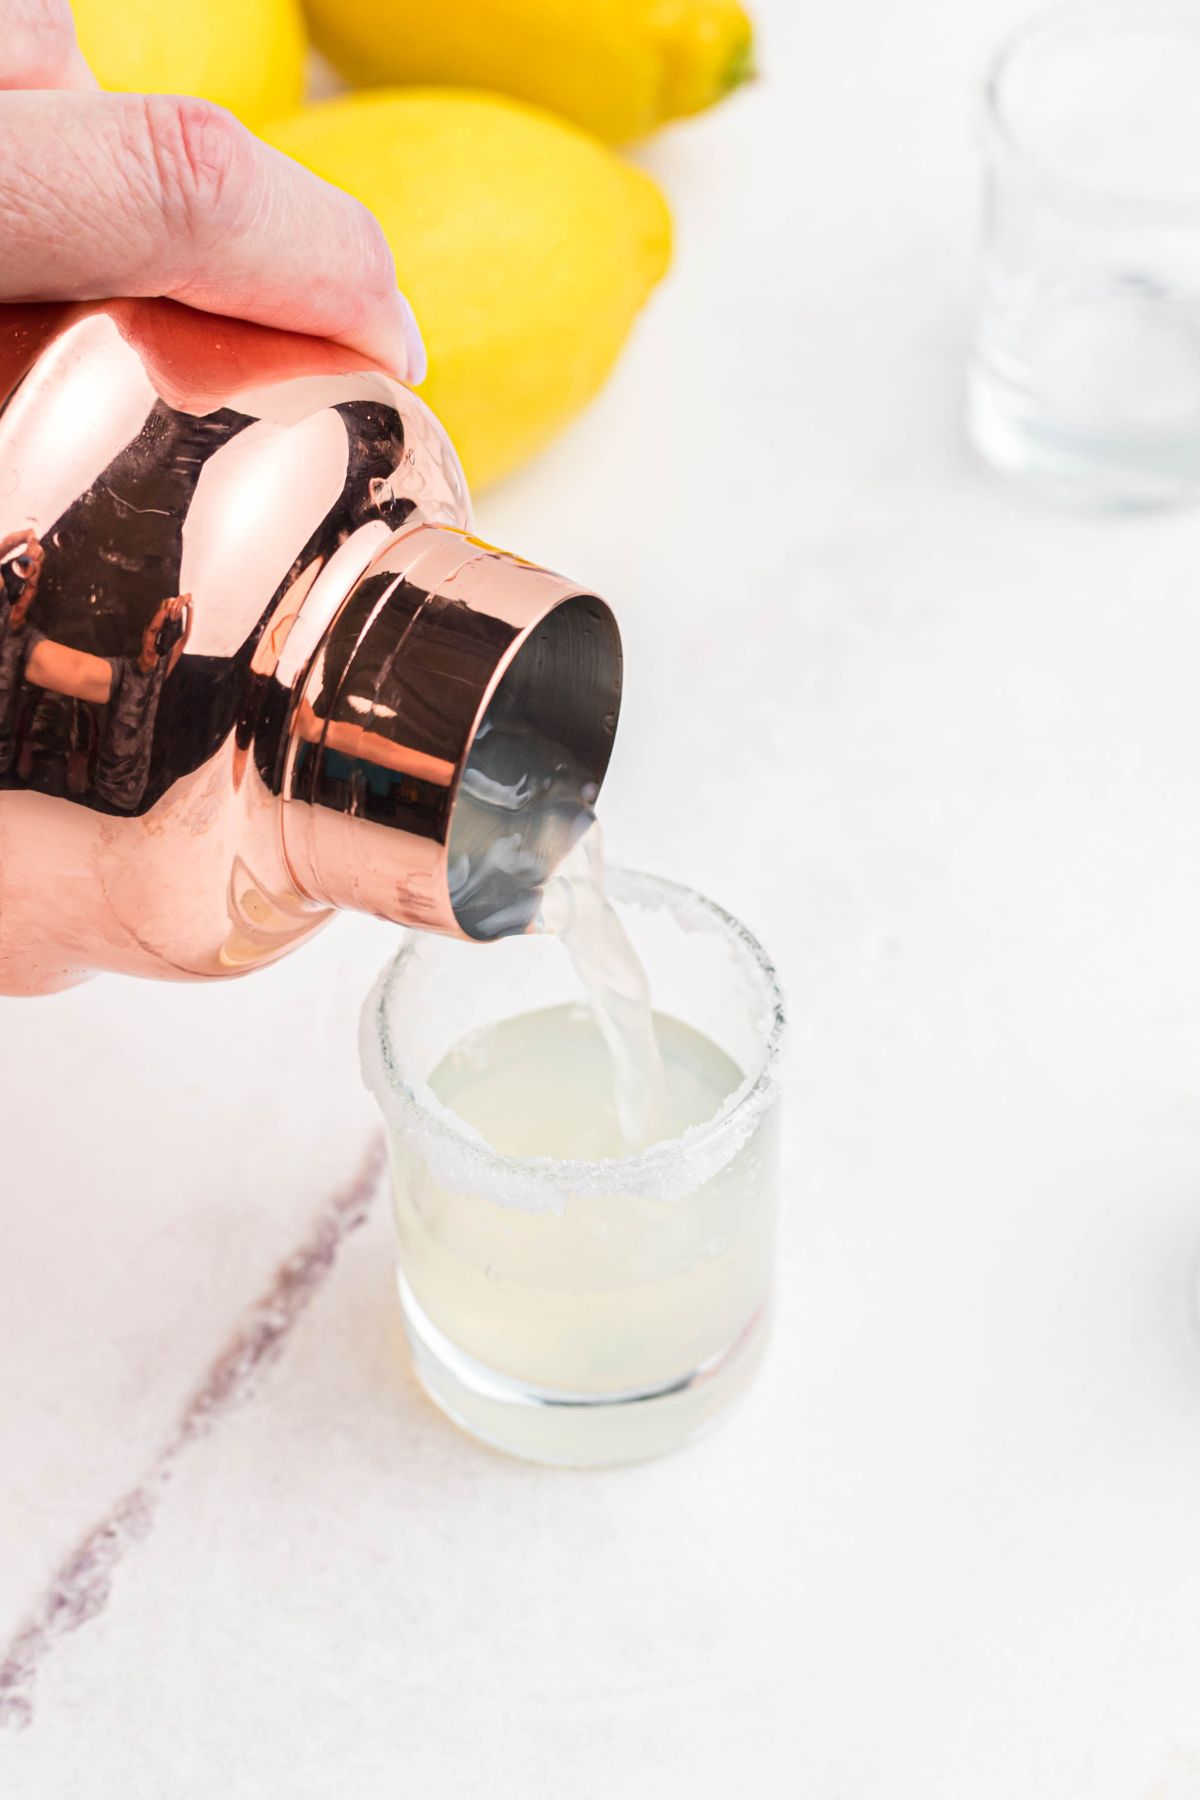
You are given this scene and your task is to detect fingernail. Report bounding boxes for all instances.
[391,289,427,386]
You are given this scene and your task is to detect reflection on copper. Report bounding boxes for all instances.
[0,299,621,994]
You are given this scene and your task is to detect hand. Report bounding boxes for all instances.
[19,533,44,581]
[5,530,44,623]
[0,0,426,381]
[139,592,189,672]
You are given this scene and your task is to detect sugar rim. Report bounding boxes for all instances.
[360,867,787,1207]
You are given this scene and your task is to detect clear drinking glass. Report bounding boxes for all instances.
[361,869,785,1467]
[967,1,1200,509]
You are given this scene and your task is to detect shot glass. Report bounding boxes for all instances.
[967,1,1200,509]
[361,869,785,1467]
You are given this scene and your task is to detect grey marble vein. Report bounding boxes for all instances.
[0,1135,385,1731]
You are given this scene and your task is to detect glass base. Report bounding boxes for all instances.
[967,357,1200,512]
[397,1273,770,1468]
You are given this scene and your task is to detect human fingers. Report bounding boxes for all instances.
[0,89,426,379]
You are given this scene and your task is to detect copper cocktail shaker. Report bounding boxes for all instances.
[0,300,622,995]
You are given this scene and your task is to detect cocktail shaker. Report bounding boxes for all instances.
[0,300,622,995]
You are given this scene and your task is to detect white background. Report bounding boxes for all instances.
[6,0,1200,1792]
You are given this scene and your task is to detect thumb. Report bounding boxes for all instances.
[0,89,426,381]
[1,0,97,90]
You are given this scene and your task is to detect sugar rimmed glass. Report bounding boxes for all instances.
[361,869,785,1467]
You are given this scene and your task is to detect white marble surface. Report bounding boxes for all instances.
[7,0,1200,1791]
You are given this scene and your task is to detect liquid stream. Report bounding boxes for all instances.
[539,825,666,1151]
[443,697,667,1151]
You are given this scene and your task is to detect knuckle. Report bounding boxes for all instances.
[132,95,254,241]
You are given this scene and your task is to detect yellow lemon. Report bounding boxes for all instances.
[73,0,307,126]
[301,0,754,144]
[263,91,672,489]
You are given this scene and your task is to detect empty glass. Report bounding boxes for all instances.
[361,870,785,1467]
[967,2,1200,509]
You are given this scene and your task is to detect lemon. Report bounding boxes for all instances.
[263,91,672,489]
[73,0,307,126]
[302,0,753,143]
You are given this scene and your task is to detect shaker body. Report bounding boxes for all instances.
[0,299,469,993]
[0,299,621,995]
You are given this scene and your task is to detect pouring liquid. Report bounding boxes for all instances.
[539,825,666,1150]
[445,709,668,1150]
